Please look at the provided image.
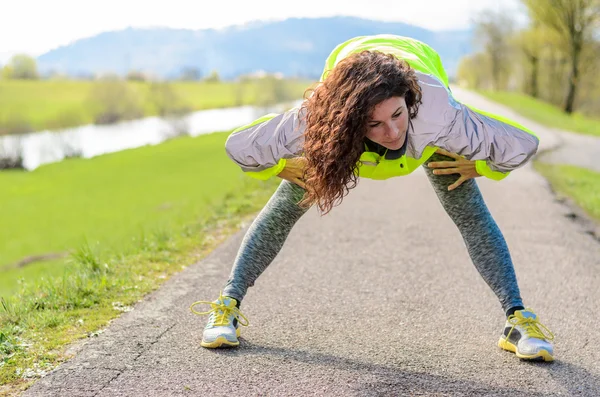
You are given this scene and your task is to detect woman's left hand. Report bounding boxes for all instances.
[428,148,481,191]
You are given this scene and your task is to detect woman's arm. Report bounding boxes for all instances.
[411,74,540,181]
[445,101,540,180]
[225,106,306,180]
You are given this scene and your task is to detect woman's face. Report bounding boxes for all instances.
[365,96,409,150]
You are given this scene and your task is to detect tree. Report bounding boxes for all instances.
[511,25,546,97]
[204,70,220,82]
[88,76,144,124]
[255,75,294,108]
[1,65,12,79]
[179,67,202,81]
[456,53,491,89]
[472,9,516,90]
[523,0,600,113]
[574,39,600,114]
[149,83,190,117]
[3,54,39,79]
[126,70,148,81]
[540,38,571,106]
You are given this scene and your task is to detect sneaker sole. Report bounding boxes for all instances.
[200,328,242,349]
[201,336,239,348]
[497,337,554,362]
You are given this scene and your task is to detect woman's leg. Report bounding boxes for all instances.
[422,153,524,314]
[222,179,309,302]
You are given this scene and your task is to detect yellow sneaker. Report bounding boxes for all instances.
[498,309,554,361]
[190,292,249,348]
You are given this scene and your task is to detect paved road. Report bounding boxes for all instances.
[537,131,600,173]
[24,89,600,396]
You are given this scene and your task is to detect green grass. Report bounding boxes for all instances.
[0,258,68,298]
[534,162,600,222]
[0,80,92,132]
[0,79,313,134]
[0,129,271,277]
[0,130,281,392]
[170,80,311,109]
[478,90,600,137]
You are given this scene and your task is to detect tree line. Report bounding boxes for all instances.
[0,56,303,136]
[457,0,599,116]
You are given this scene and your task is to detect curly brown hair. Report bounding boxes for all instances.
[299,50,422,214]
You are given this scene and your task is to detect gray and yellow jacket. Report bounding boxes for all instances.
[225,34,539,181]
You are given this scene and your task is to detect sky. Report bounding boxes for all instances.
[1,0,522,63]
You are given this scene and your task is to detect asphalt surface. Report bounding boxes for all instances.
[24,88,600,396]
[537,130,600,173]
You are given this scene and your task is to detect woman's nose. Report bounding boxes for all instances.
[385,122,400,138]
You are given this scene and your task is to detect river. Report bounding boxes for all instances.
[0,101,301,171]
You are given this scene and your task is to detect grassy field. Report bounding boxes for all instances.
[0,130,281,392]
[0,129,277,285]
[479,90,600,137]
[534,163,600,222]
[0,79,313,134]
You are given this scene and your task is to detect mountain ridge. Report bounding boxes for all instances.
[37,16,473,80]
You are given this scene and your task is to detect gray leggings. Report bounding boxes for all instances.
[223,153,524,313]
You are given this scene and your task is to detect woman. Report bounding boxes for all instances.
[190,34,555,361]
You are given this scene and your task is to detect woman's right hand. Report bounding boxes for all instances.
[277,157,307,189]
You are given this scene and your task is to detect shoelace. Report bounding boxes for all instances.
[506,310,554,342]
[190,293,249,328]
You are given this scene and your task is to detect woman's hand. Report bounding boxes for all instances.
[428,148,481,191]
[277,157,307,189]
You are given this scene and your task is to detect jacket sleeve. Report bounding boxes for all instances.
[224,106,306,180]
[412,74,540,181]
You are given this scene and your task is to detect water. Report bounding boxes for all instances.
[0,101,301,171]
